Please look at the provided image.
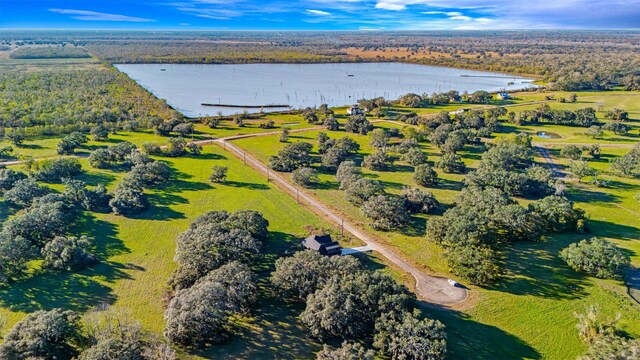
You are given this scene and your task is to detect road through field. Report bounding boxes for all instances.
[216,135,468,305]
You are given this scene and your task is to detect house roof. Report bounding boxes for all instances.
[302,234,342,255]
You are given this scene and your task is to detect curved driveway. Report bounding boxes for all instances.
[216,135,468,305]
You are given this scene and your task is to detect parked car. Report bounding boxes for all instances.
[448,279,458,287]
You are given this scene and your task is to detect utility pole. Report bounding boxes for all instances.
[267,168,270,181]
[297,188,300,203]
[243,152,246,165]
[341,218,344,236]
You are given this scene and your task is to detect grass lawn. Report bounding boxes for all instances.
[233,119,640,359]
[0,144,411,359]
[0,113,318,162]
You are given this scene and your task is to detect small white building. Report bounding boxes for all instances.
[497,92,511,100]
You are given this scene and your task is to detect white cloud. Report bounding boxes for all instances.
[449,15,472,21]
[49,9,155,22]
[306,9,332,16]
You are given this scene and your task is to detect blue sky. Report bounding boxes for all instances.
[1,0,639,30]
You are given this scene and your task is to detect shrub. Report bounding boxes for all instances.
[445,244,501,285]
[142,142,162,155]
[166,137,187,157]
[3,178,49,207]
[90,124,109,140]
[269,142,313,172]
[402,187,438,214]
[560,238,630,279]
[42,235,98,271]
[569,160,597,181]
[345,178,384,205]
[109,178,149,216]
[317,342,374,360]
[0,168,27,191]
[210,165,228,183]
[300,271,413,340]
[369,128,388,148]
[335,160,361,190]
[0,309,80,359]
[30,157,83,182]
[169,210,269,290]
[164,262,257,348]
[374,310,447,360]
[561,145,583,160]
[435,153,466,173]
[363,150,392,171]
[361,195,411,231]
[292,167,319,187]
[323,117,339,131]
[271,251,361,301]
[280,128,289,143]
[345,115,373,135]
[401,147,427,166]
[413,163,438,187]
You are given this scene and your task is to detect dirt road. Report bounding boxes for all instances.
[217,136,468,305]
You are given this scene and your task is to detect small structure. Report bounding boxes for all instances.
[346,104,364,116]
[497,92,511,100]
[302,234,342,256]
[341,245,373,256]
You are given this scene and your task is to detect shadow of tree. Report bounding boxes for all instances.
[194,284,323,359]
[378,179,407,191]
[74,214,128,258]
[311,181,339,191]
[401,215,427,237]
[0,271,119,313]
[587,219,640,241]
[77,171,118,187]
[435,178,464,191]
[17,143,44,150]
[223,181,270,190]
[422,304,542,359]
[567,187,622,204]
[490,237,590,300]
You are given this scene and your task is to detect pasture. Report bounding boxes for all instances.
[232,91,640,359]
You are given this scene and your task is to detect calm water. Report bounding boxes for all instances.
[115,63,534,117]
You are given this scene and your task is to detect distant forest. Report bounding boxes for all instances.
[2,30,638,91]
[9,46,90,59]
[0,63,181,137]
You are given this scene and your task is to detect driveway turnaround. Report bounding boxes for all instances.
[218,136,468,305]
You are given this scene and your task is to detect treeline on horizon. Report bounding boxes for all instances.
[2,30,638,91]
[0,63,181,137]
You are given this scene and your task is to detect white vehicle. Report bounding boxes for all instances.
[448,279,458,287]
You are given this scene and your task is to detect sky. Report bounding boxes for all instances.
[1,0,639,30]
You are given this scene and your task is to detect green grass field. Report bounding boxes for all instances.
[0,145,412,359]
[232,103,640,359]
[1,87,639,359]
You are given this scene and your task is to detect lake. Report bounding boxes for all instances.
[115,63,534,117]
